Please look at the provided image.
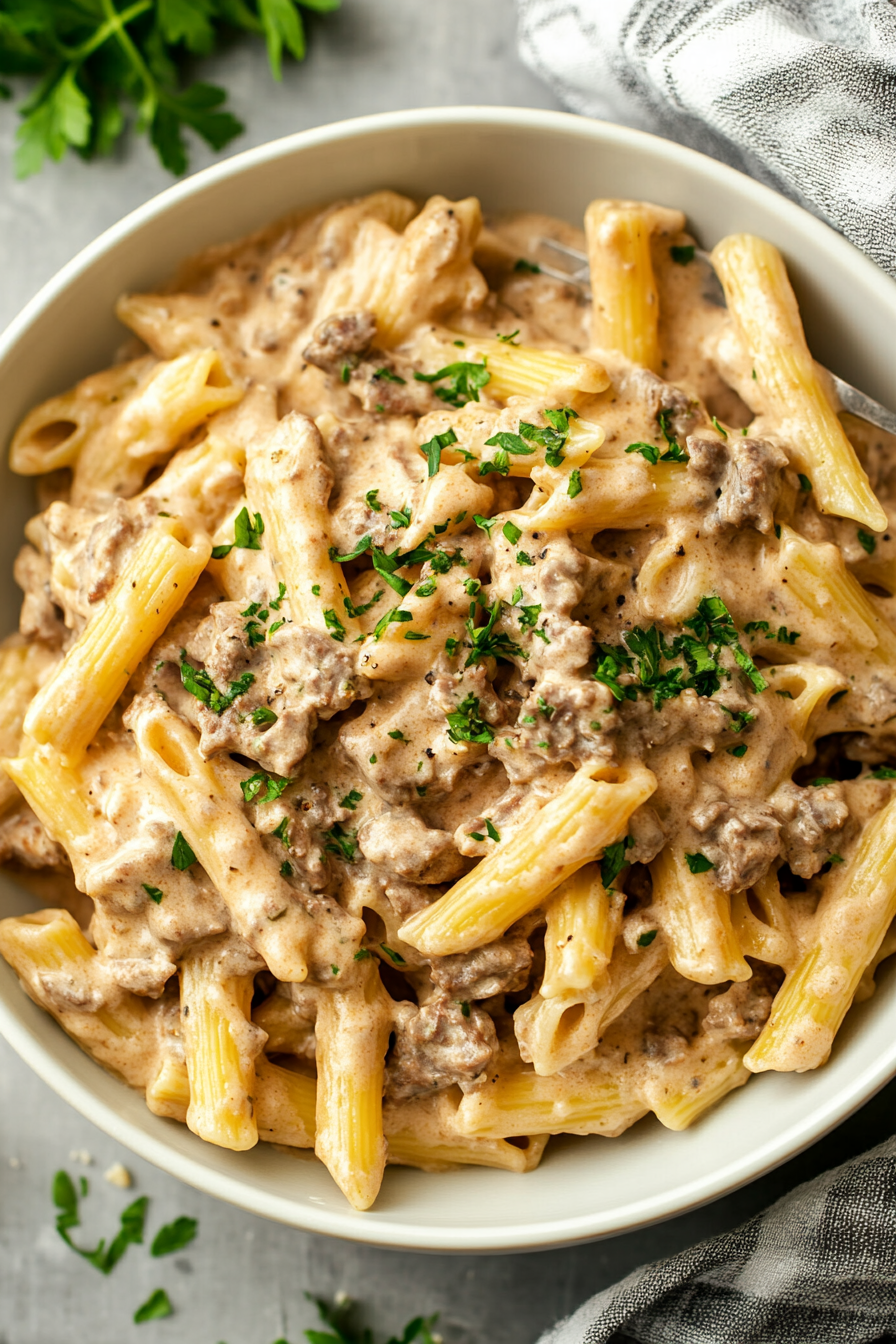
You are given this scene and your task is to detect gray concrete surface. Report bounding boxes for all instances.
[1,3,893,1341]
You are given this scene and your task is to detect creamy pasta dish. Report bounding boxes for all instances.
[2,189,896,1212]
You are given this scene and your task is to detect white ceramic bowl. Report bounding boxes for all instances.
[1,108,895,1252]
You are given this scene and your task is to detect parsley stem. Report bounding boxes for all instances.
[99,0,158,121]
[68,0,153,65]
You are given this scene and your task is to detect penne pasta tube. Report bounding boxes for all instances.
[128,698,351,982]
[515,937,668,1077]
[776,524,896,663]
[0,639,58,814]
[244,411,360,641]
[460,337,610,404]
[455,1062,646,1139]
[746,793,896,1073]
[145,1056,190,1122]
[540,864,621,998]
[23,518,211,764]
[711,234,886,532]
[524,458,691,531]
[585,200,685,369]
[179,938,263,1152]
[731,867,796,970]
[399,763,656,957]
[3,745,95,888]
[73,348,243,503]
[254,1055,317,1147]
[650,847,751,984]
[0,909,151,1087]
[643,1042,751,1130]
[314,959,392,1211]
[357,567,468,681]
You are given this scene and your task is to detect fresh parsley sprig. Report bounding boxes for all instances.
[303,1294,440,1344]
[413,361,489,407]
[1,0,341,180]
[445,693,494,744]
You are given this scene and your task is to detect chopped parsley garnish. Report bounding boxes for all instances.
[684,596,768,693]
[323,823,357,862]
[514,258,540,273]
[272,817,290,847]
[340,789,363,810]
[485,818,501,842]
[365,489,382,512]
[229,506,265,552]
[811,777,836,787]
[497,329,520,344]
[503,520,522,545]
[600,835,633,890]
[330,534,449,599]
[464,599,526,667]
[776,626,800,645]
[374,367,406,384]
[729,743,748,758]
[798,474,812,492]
[354,948,371,961]
[373,606,412,640]
[343,589,384,620]
[685,852,715,874]
[637,929,658,947]
[722,707,755,733]
[744,621,771,635]
[567,468,582,498]
[416,579,438,598]
[711,416,728,438]
[52,1170,148,1275]
[463,578,481,597]
[380,943,406,965]
[517,551,534,566]
[537,697,556,719]
[460,1001,471,1017]
[413,361,490,407]
[420,427,458,477]
[593,644,637,702]
[280,860,293,877]
[484,431,537,459]
[670,244,695,265]
[323,608,347,642]
[870,766,896,780]
[240,772,292,805]
[151,1217,197,1258]
[134,1289,173,1324]
[479,450,510,477]
[179,653,254,714]
[312,584,321,596]
[625,437,689,465]
[446,694,494,744]
[502,410,579,468]
[390,506,411,529]
[388,729,408,741]
[142,884,164,904]
[251,706,278,727]
[341,363,351,384]
[243,619,266,648]
[171,832,196,870]
[776,689,794,698]
[269,582,287,611]
[858,528,878,555]
[656,409,689,461]
[474,514,497,537]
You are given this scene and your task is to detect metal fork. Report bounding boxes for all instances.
[533,237,896,437]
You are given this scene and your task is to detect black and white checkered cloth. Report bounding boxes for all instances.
[536,1136,896,1344]
[516,4,896,1338]
[516,0,896,278]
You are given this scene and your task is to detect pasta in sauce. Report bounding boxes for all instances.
[2,190,896,1211]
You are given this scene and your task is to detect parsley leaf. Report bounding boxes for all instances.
[626,441,660,465]
[52,1171,149,1276]
[600,835,633,890]
[5,2,339,180]
[670,244,695,265]
[474,514,497,537]
[171,832,196,870]
[151,1216,197,1257]
[514,258,540,273]
[798,474,812,492]
[484,431,537,457]
[322,823,357,862]
[446,694,494,744]
[373,606,412,640]
[464,599,525,667]
[637,928,658,946]
[179,652,254,713]
[251,705,278,727]
[503,520,522,545]
[134,1288,173,1323]
[870,766,896,780]
[240,771,292,804]
[366,489,382,512]
[323,608,346,642]
[340,788,363,809]
[413,361,490,406]
[419,427,458,477]
[593,644,637,702]
[142,884,164,904]
[380,943,406,965]
[685,852,715,874]
[858,528,878,555]
[567,467,582,498]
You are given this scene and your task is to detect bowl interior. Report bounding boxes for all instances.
[1,108,895,1251]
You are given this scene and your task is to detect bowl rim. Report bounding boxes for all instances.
[2,104,896,1253]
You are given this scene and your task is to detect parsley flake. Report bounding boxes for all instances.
[670,245,695,265]
[322,823,357,862]
[637,928,658,946]
[685,852,715,874]
[446,693,494,744]
[414,361,490,407]
[179,653,254,715]
[142,884,164,904]
[420,427,458,477]
[858,528,878,555]
[171,832,196,870]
